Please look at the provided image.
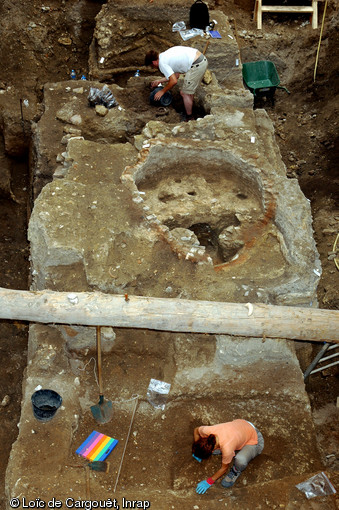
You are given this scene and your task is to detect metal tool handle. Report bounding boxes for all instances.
[114,397,139,492]
[85,465,91,499]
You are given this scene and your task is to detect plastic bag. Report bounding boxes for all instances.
[101,85,118,109]
[296,472,336,499]
[179,28,204,41]
[172,21,186,32]
[88,85,118,109]
[88,87,102,107]
[147,379,171,410]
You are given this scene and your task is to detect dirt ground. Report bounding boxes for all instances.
[0,0,338,508]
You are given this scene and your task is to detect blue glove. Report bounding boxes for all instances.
[192,453,202,463]
[196,479,213,494]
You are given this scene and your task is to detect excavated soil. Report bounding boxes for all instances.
[0,0,338,508]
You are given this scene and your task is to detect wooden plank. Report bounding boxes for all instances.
[254,0,259,22]
[312,0,318,29]
[0,287,338,343]
[261,5,314,12]
[256,0,263,29]
[256,1,318,29]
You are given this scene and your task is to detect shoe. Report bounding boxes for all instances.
[179,112,187,122]
[180,112,195,122]
[212,449,221,455]
[221,467,242,488]
[185,114,195,122]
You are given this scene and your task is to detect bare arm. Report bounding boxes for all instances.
[161,73,178,93]
[151,77,169,88]
[210,462,229,482]
[151,72,180,88]
[193,427,201,442]
[153,73,178,100]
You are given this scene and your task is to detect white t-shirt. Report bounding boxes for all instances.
[159,46,198,79]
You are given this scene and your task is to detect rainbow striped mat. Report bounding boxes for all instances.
[76,431,118,461]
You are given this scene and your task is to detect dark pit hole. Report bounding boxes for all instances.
[113,72,135,87]
[237,192,248,199]
[161,89,207,118]
[163,215,243,264]
[188,223,224,264]
[189,223,218,248]
[107,75,208,121]
[187,191,196,196]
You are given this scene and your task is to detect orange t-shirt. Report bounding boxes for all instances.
[198,419,258,465]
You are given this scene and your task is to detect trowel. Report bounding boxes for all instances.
[90,326,113,423]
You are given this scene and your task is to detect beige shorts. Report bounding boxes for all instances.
[181,56,208,95]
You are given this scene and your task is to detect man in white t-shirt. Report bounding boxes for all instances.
[145,46,208,121]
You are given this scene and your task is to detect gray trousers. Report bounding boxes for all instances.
[233,427,264,472]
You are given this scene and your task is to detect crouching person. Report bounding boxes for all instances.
[192,419,264,494]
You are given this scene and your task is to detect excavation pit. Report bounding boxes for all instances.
[27,106,321,305]
[16,75,322,507]
[134,160,263,265]
[4,3,330,507]
[6,323,326,508]
[120,138,320,304]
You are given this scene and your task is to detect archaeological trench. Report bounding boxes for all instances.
[2,2,337,510]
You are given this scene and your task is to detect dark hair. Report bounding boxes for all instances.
[192,434,216,460]
[145,50,159,66]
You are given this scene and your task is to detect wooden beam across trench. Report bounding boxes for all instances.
[0,287,338,343]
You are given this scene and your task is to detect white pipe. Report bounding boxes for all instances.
[310,360,339,375]
[319,352,339,363]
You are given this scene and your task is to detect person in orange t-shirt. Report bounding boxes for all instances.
[192,419,264,494]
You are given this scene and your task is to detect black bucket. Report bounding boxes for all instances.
[31,389,62,422]
[149,87,173,107]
